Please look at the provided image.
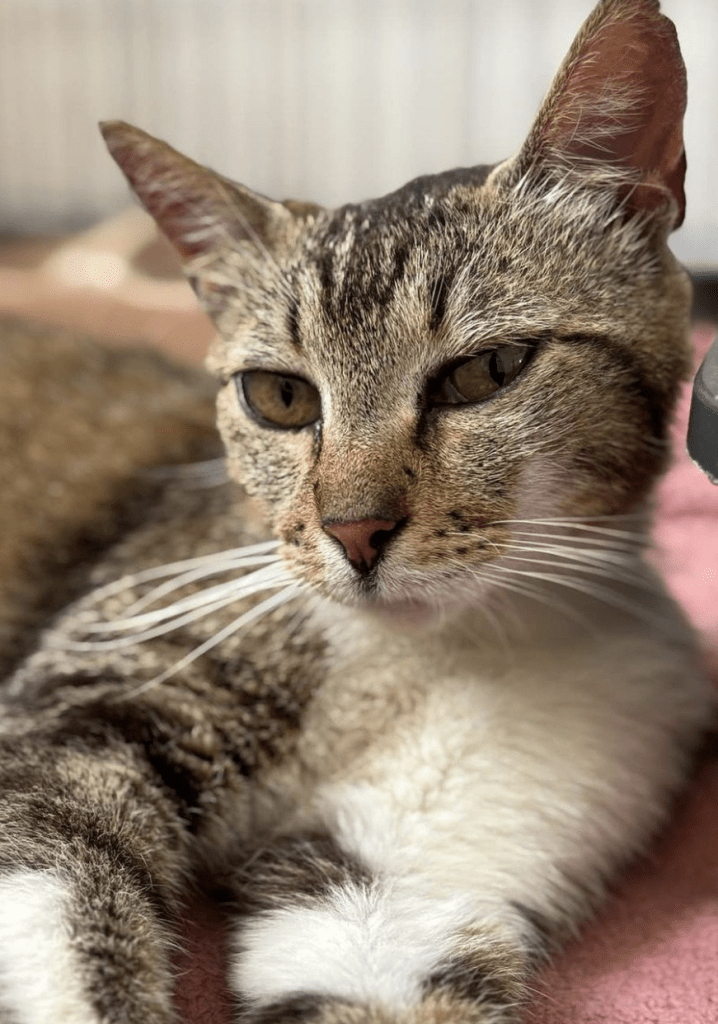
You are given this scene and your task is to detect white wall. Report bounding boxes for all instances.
[0,0,715,265]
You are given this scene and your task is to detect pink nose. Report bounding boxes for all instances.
[324,518,398,571]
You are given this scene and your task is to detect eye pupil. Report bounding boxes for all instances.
[489,351,505,386]
[280,380,294,407]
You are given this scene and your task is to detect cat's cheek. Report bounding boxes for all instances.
[514,342,669,517]
[509,459,570,523]
[216,385,313,518]
[426,422,524,523]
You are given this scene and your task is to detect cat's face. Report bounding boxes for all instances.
[205,170,689,608]
[102,0,691,610]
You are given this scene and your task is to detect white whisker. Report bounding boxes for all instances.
[491,517,647,541]
[57,598,238,652]
[470,587,515,656]
[121,555,284,619]
[116,583,306,698]
[497,549,655,591]
[473,565,595,632]
[495,540,641,564]
[486,563,666,627]
[57,583,285,652]
[143,457,229,489]
[80,540,280,606]
[501,529,644,551]
[444,530,642,561]
[82,567,293,636]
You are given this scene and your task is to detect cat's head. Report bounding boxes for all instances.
[101,0,691,611]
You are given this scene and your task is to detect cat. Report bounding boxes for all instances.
[0,1,714,1022]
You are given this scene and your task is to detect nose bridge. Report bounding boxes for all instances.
[314,423,412,523]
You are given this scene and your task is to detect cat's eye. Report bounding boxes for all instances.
[238,370,321,429]
[430,343,533,406]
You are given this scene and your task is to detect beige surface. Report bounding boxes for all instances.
[0,209,214,366]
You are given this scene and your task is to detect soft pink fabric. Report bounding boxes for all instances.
[172,326,718,1023]
[527,323,718,1024]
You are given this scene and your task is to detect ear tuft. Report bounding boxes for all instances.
[502,0,687,228]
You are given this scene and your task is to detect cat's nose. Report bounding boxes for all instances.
[323,518,400,572]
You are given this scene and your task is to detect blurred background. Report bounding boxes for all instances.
[0,0,716,363]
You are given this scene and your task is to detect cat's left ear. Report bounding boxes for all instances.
[492,0,687,229]
[100,121,318,308]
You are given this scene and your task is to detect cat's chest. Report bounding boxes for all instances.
[258,616,587,826]
[252,607,708,890]
[297,633,503,784]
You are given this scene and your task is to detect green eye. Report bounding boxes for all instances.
[238,370,321,429]
[430,343,533,406]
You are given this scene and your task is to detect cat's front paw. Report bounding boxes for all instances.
[0,870,103,1024]
[0,869,178,1024]
[236,992,521,1024]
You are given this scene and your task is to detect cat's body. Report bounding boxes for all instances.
[0,2,714,1022]
[0,320,219,679]
[1,436,709,1024]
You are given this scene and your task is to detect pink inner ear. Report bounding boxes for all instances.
[543,10,686,225]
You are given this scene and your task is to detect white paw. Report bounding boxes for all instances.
[0,870,100,1024]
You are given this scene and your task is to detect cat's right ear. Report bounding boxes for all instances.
[490,0,687,230]
[99,121,316,308]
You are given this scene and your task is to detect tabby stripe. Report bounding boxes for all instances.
[429,272,453,334]
[240,994,330,1024]
[424,946,525,1011]
[287,297,302,352]
[508,900,555,962]
[385,242,410,297]
[232,832,371,914]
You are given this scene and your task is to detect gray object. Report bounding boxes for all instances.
[687,333,718,483]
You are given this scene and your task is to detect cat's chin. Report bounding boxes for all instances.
[357,581,471,629]
[314,565,486,626]
[365,597,442,628]
[316,578,443,627]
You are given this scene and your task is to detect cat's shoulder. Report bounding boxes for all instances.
[0,318,222,676]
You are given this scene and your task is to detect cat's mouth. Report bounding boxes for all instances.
[316,555,481,619]
[317,568,449,626]
[280,511,514,614]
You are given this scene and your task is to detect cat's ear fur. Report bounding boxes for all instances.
[492,0,687,229]
[100,121,319,310]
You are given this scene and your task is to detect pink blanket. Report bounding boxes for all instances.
[526,323,718,1024]
[173,325,718,1024]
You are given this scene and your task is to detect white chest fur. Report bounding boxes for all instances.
[234,595,713,1012]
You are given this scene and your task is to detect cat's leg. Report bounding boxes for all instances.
[0,730,192,1024]
[226,833,539,1024]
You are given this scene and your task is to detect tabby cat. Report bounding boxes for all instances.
[0,1,713,1022]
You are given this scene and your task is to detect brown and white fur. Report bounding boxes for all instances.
[0,2,713,1022]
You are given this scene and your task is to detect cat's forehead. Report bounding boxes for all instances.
[281,166,505,360]
[212,156,674,390]
[278,169,610,365]
[301,164,495,284]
